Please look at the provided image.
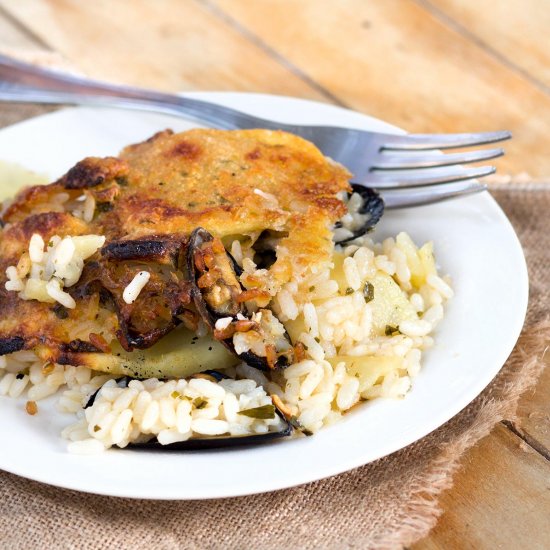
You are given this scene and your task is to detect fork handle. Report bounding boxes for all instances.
[0,53,272,130]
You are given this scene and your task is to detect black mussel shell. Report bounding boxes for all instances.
[131,400,295,450]
[238,348,293,372]
[85,388,100,409]
[227,251,243,277]
[335,184,385,244]
[84,376,296,450]
[201,369,231,381]
[84,376,131,408]
[130,420,293,451]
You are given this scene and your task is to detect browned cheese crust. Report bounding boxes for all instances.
[0,129,351,363]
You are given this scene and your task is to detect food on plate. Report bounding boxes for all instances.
[0,128,452,453]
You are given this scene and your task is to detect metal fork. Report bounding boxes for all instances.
[0,53,510,209]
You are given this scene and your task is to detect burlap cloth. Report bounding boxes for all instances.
[0,105,548,550]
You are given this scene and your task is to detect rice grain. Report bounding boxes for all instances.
[191,418,229,436]
[123,271,151,304]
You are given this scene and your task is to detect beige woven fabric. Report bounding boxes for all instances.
[0,105,548,550]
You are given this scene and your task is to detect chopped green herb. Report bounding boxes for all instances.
[47,240,53,248]
[193,397,208,409]
[158,182,165,186]
[363,282,375,303]
[52,304,68,319]
[93,425,100,432]
[289,416,313,436]
[216,193,230,204]
[115,176,128,186]
[170,391,181,400]
[238,404,276,420]
[385,324,400,336]
[187,201,197,207]
[345,287,354,295]
[309,286,316,292]
[96,202,113,213]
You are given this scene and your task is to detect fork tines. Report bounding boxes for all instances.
[368,165,496,188]
[380,180,487,209]
[365,130,511,192]
[372,147,504,171]
[380,130,512,150]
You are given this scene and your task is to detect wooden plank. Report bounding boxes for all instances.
[426,0,550,88]
[412,424,550,550]
[513,365,550,456]
[0,0,328,100]
[0,8,47,52]
[209,0,550,177]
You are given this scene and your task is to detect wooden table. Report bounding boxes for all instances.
[0,1,548,547]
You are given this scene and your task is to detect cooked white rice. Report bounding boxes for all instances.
[4,232,105,308]
[62,375,286,453]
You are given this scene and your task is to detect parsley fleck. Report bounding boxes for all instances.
[385,325,400,336]
[238,405,275,419]
[193,397,208,409]
[363,282,375,303]
[96,202,113,213]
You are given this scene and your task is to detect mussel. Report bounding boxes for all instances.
[131,421,293,451]
[187,227,294,371]
[334,184,385,244]
[85,374,294,450]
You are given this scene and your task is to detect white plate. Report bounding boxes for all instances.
[0,93,528,499]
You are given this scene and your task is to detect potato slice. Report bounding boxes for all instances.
[283,316,307,344]
[0,160,48,200]
[395,233,437,288]
[369,272,417,335]
[75,325,239,379]
[418,242,437,282]
[329,355,403,394]
[396,232,424,287]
